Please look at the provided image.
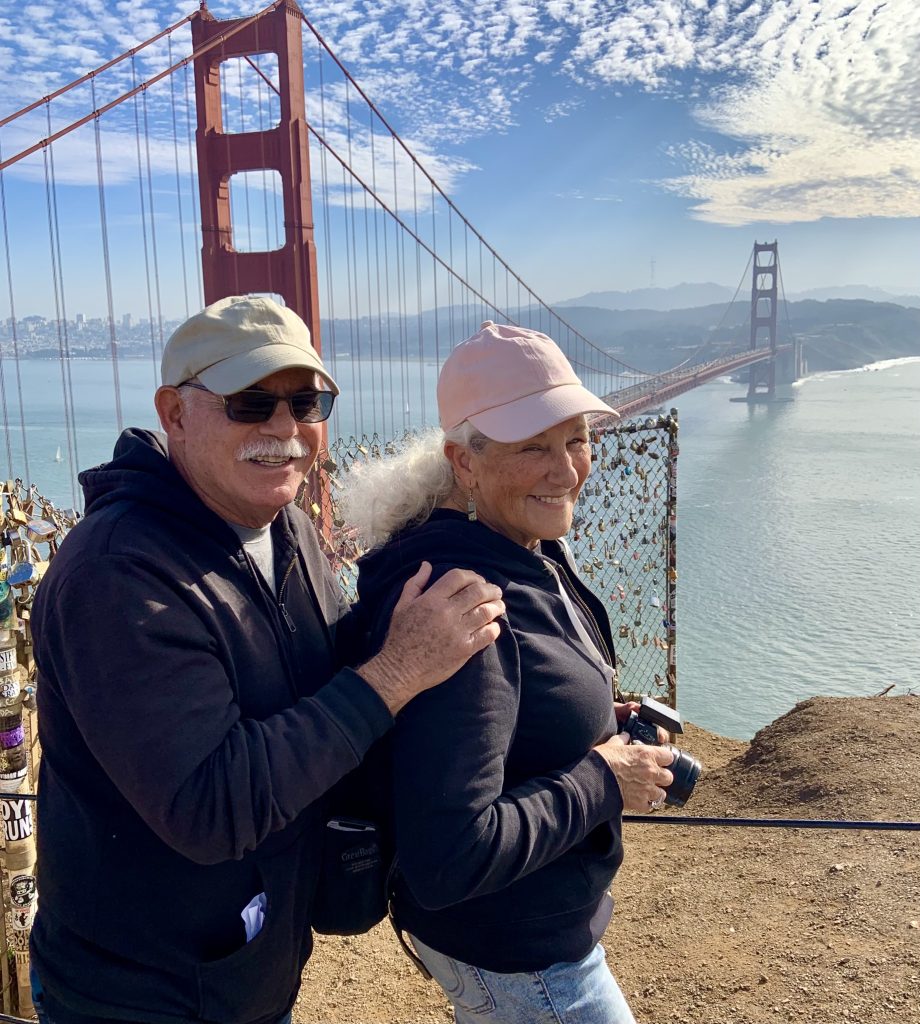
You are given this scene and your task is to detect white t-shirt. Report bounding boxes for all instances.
[228,521,275,594]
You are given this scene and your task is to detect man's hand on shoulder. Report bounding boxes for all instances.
[358,562,504,714]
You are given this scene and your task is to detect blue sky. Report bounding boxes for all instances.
[1,0,919,320]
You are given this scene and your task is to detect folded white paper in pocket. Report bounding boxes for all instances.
[240,891,267,942]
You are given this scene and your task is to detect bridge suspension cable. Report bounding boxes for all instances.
[131,57,162,391]
[92,77,125,438]
[42,108,80,507]
[777,259,798,350]
[0,3,284,175]
[0,11,198,132]
[0,141,30,482]
[298,9,657,385]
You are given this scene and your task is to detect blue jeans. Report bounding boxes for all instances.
[409,935,636,1024]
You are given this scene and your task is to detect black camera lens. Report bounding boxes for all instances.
[664,744,702,807]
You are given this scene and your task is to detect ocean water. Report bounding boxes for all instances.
[674,358,920,738]
[3,355,918,739]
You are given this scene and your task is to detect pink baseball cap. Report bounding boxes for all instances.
[437,321,618,443]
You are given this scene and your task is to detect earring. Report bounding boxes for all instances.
[467,487,477,522]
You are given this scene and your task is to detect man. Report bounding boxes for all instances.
[30,296,505,1024]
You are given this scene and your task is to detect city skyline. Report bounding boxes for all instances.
[1,0,918,321]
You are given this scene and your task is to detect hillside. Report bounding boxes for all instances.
[555,283,920,312]
[559,298,920,373]
[11,298,919,375]
[296,695,920,1023]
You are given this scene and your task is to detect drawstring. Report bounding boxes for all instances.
[540,557,615,681]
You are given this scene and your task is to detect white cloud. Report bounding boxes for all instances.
[555,188,621,202]
[296,0,920,223]
[1,0,917,229]
[543,97,582,123]
[1,120,189,187]
[310,122,477,213]
[657,0,920,224]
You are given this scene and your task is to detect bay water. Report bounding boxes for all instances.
[3,355,918,740]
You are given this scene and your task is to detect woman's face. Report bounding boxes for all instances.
[468,415,592,549]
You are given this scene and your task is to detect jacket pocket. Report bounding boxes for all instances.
[195,848,306,1023]
[577,821,623,897]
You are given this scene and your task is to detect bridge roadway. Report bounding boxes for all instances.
[596,344,790,422]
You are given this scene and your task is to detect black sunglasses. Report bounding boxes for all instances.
[180,382,335,423]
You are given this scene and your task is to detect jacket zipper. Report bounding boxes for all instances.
[277,555,298,632]
[554,559,615,669]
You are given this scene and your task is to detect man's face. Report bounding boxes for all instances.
[157,367,325,527]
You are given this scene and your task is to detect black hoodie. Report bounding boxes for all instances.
[30,429,391,1024]
[358,509,625,973]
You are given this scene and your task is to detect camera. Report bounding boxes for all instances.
[620,696,702,807]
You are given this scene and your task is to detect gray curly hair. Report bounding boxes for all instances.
[337,422,489,549]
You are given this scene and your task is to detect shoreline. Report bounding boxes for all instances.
[6,352,920,376]
[793,353,920,384]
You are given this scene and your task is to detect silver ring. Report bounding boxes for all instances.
[650,796,665,810]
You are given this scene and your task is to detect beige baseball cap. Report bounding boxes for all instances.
[161,295,339,396]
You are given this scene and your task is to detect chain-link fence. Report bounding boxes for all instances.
[576,413,678,706]
[306,411,679,706]
[0,483,78,1015]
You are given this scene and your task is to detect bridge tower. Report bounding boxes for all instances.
[747,241,778,400]
[191,0,320,348]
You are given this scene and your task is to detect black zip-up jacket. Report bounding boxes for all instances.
[358,509,625,973]
[30,429,391,1024]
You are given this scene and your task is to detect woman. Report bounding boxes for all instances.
[346,321,674,1023]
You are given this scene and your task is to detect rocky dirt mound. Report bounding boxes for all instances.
[690,695,920,820]
[296,696,920,1023]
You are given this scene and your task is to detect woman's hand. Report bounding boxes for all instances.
[613,700,670,744]
[593,732,674,812]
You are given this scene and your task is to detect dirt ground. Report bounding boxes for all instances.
[295,695,920,1023]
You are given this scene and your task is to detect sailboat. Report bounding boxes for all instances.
[54,446,63,463]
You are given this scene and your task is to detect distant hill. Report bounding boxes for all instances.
[788,285,920,307]
[556,297,920,373]
[555,283,920,312]
[11,297,919,377]
[554,283,735,311]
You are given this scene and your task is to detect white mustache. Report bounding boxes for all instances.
[236,438,313,462]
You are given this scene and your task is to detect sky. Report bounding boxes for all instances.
[1,0,919,321]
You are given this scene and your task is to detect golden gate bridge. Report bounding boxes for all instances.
[0,0,803,500]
